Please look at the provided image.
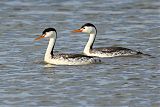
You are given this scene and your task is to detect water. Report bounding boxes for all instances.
[0,0,160,106]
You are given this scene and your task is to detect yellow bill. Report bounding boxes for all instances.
[34,34,45,41]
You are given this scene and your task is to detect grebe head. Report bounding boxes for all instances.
[73,23,97,34]
[35,28,57,41]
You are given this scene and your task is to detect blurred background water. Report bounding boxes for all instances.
[0,0,160,107]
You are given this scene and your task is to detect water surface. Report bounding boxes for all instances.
[0,0,160,107]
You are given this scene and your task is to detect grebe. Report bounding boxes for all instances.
[72,23,148,57]
[35,28,100,65]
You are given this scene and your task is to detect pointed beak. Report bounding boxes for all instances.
[72,29,82,33]
[34,34,45,41]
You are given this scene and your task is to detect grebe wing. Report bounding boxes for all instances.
[94,47,133,53]
[53,53,93,58]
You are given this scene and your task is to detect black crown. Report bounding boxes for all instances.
[42,28,56,34]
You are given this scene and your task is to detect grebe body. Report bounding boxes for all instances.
[35,28,100,65]
[73,23,148,57]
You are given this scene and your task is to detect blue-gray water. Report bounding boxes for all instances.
[0,0,160,107]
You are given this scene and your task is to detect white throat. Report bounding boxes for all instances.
[83,33,96,54]
[44,37,56,61]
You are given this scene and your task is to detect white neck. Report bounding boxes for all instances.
[44,37,56,61]
[83,33,96,53]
